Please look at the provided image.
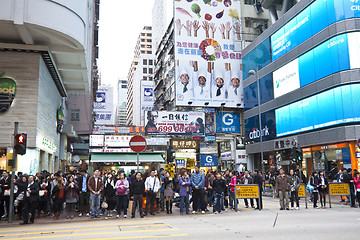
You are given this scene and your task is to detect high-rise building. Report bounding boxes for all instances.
[0,0,99,173]
[152,0,173,51]
[117,79,127,125]
[243,0,360,174]
[126,26,154,125]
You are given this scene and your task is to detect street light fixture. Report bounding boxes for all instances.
[248,66,265,176]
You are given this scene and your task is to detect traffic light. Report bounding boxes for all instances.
[296,149,303,162]
[291,147,297,162]
[166,146,175,163]
[14,133,27,155]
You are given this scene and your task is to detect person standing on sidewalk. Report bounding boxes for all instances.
[318,171,328,208]
[52,177,65,220]
[211,172,226,214]
[164,171,174,214]
[191,166,206,214]
[353,170,360,207]
[228,171,238,210]
[310,171,320,208]
[130,172,145,218]
[77,169,90,217]
[65,175,79,219]
[20,175,39,225]
[275,169,291,210]
[289,169,300,210]
[253,170,263,210]
[240,171,254,208]
[115,172,129,218]
[88,169,104,219]
[179,169,191,215]
[144,170,160,216]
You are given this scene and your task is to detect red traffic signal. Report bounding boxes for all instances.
[14,133,27,155]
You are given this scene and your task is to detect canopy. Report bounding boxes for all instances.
[91,153,164,163]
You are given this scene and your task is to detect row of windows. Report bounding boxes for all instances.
[143,68,153,74]
[141,50,152,54]
[143,76,153,81]
[143,59,154,65]
[141,33,152,37]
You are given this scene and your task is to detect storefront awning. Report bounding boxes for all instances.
[91,153,164,163]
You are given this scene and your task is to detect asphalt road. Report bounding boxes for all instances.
[1,197,359,240]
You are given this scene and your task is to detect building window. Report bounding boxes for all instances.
[141,33,145,36]
[147,33,152,36]
[147,51,152,54]
[141,50,145,54]
[71,109,80,121]
[141,39,145,42]
[149,77,153,81]
[147,39,152,42]
[143,68,147,74]
[141,45,145,48]
[143,59,147,65]
[143,76,147,80]
[244,0,255,4]
[149,68,153,74]
[149,60,153,65]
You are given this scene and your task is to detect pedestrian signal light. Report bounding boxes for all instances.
[14,133,27,155]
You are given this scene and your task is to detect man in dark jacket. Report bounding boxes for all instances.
[77,169,90,217]
[21,175,39,224]
[0,171,11,218]
[253,170,263,210]
[211,172,226,213]
[343,168,356,207]
[129,172,145,218]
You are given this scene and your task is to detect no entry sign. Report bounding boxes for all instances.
[129,135,147,152]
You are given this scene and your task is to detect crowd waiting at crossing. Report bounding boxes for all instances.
[0,166,359,225]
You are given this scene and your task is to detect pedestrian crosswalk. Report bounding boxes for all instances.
[0,219,188,240]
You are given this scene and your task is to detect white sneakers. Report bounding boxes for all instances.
[124,215,127,218]
[116,215,120,218]
[192,211,196,214]
[201,211,205,214]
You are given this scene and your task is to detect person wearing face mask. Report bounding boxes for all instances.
[20,175,39,225]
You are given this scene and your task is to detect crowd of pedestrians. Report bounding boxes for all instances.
[0,166,359,225]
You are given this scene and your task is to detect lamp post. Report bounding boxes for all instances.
[248,67,265,175]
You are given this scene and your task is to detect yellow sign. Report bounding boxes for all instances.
[186,158,195,169]
[329,183,350,196]
[6,153,17,171]
[235,185,259,199]
[165,164,174,178]
[298,184,306,198]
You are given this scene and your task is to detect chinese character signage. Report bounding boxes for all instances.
[144,111,205,136]
[104,135,132,147]
[176,159,186,168]
[90,135,104,147]
[174,0,243,108]
[200,155,218,167]
[216,112,240,133]
[93,125,145,135]
[171,139,199,149]
[94,86,114,125]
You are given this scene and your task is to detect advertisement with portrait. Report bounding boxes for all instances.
[144,111,205,136]
[174,0,243,107]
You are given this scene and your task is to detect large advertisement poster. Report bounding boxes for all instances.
[141,81,155,111]
[174,0,243,108]
[94,86,114,125]
[144,111,205,136]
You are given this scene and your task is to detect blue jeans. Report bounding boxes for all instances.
[180,193,190,214]
[116,195,129,215]
[90,193,101,217]
[213,192,224,212]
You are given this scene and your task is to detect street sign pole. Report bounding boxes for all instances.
[137,152,140,172]
[8,121,18,223]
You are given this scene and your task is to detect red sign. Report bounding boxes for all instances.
[357,139,360,148]
[129,135,147,152]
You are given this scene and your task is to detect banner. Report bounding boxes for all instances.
[141,81,155,111]
[216,111,240,133]
[144,111,205,136]
[200,155,218,167]
[94,86,114,125]
[174,0,243,108]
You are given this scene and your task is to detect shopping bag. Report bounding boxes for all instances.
[128,200,134,212]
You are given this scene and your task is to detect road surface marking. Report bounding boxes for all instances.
[78,233,189,240]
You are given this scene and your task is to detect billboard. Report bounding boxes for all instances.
[104,135,132,147]
[273,58,300,98]
[94,86,114,125]
[200,155,218,167]
[174,0,243,108]
[89,135,104,147]
[141,81,155,111]
[216,111,240,133]
[144,111,205,136]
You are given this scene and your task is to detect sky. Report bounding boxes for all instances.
[98,0,155,86]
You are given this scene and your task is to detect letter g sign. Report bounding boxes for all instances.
[222,113,233,126]
[206,156,213,163]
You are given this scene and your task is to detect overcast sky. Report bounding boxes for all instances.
[98,0,155,86]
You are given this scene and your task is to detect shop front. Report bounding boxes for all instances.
[301,142,359,179]
[90,152,165,174]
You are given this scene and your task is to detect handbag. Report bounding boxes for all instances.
[4,189,10,196]
[116,181,126,195]
[306,182,314,192]
[101,201,108,209]
[128,200,134,212]
[39,190,47,197]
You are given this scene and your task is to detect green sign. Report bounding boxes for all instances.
[0,72,17,113]
[57,106,64,133]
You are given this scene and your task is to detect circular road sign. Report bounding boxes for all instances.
[129,135,147,152]
[357,138,360,148]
